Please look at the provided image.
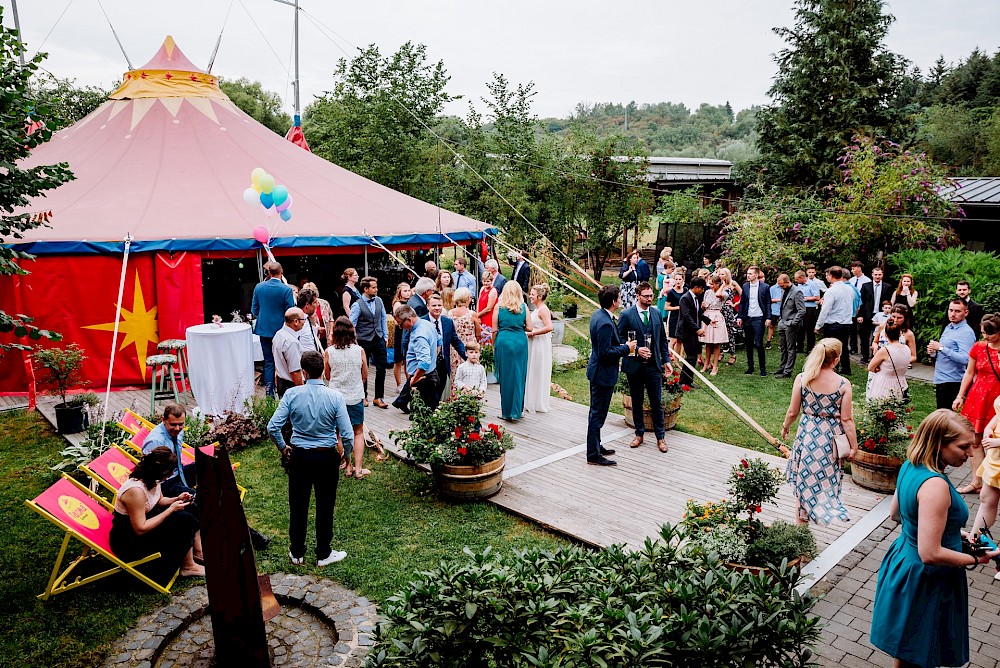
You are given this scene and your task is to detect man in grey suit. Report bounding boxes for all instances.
[774,272,807,378]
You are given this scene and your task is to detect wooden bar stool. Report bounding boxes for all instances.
[156,339,190,401]
[145,354,180,414]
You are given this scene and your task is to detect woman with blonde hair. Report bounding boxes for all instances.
[781,338,856,525]
[524,283,553,413]
[447,287,481,383]
[491,281,533,420]
[717,267,742,366]
[440,287,455,315]
[390,282,412,390]
[870,409,991,668]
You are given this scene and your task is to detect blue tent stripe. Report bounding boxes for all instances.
[7,229,496,255]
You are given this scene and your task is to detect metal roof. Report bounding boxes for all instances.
[939,177,1000,205]
[645,156,732,182]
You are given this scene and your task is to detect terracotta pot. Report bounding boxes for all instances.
[724,555,807,577]
[622,393,683,431]
[851,449,903,494]
[434,454,505,501]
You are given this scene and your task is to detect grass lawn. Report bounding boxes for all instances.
[0,409,568,668]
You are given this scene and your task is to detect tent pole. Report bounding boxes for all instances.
[364,245,369,277]
[257,249,264,282]
[98,234,133,448]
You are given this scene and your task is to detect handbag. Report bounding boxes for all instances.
[835,433,852,459]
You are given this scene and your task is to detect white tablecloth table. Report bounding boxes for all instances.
[186,323,255,416]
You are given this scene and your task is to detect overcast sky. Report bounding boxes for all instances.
[4,0,998,120]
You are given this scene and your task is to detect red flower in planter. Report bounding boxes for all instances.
[468,416,476,423]
[455,427,462,439]
[884,411,897,421]
[741,459,749,468]
[681,385,691,392]
[457,447,467,456]
[469,432,482,441]
[737,472,745,478]
[755,505,762,513]
[878,437,887,445]
[864,439,876,450]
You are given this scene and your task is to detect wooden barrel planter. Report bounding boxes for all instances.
[434,454,505,501]
[622,394,683,432]
[724,555,807,577]
[851,450,903,494]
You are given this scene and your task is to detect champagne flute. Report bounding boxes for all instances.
[628,331,637,356]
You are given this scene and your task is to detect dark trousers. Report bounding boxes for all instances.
[743,316,766,372]
[276,377,296,443]
[859,321,875,361]
[434,355,448,401]
[414,372,440,410]
[394,378,411,409]
[587,382,615,460]
[823,323,852,374]
[160,462,197,498]
[777,323,799,375]
[260,336,276,397]
[800,308,819,351]
[358,337,387,400]
[849,321,860,355]
[110,507,199,586]
[680,336,701,387]
[627,365,665,439]
[287,447,340,561]
[936,382,962,410]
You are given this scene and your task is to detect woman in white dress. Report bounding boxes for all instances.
[324,316,371,479]
[866,324,910,401]
[524,284,554,414]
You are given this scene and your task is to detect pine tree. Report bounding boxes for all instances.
[755,0,909,189]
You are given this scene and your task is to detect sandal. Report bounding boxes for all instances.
[354,468,371,479]
[957,484,982,495]
[344,465,355,477]
[339,460,348,471]
[367,429,388,461]
[727,356,737,366]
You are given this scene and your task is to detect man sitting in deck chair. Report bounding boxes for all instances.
[142,403,196,498]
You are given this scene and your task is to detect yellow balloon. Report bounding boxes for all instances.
[251,182,261,194]
[250,167,266,188]
[259,173,276,195]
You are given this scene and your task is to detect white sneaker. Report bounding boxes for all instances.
[317,550,347,567]
[993,570,1000,581]
[288,550,304,566]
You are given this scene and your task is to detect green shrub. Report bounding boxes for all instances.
[184,412,212,448]
[244,394,280,437]
[746,521,818,567]
[890,248,1000,354]
[51,417,130,474]
[366,524,821,667]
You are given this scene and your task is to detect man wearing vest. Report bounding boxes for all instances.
[349,276,389,408]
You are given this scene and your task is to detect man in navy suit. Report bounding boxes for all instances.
[511,250,531,298]
[675,277,713,388]
[736,266,771,376]
[586,285,638,466]
[423,293,467,401]
[252,261,295,397]
[617,282,673,453]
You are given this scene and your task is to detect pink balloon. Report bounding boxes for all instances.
[252,225,270,244]
[275,198,291,213]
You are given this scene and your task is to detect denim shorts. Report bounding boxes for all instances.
[346,401,365,426]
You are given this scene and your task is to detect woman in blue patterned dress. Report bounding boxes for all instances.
[781,338,857,524]
[870,410,992,668]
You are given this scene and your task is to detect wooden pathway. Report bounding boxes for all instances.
[33,389,185,448]
[366,384,885,552]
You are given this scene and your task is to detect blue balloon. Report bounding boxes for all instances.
[279,208,292,222]
[260,192,274,209]
[271,185,289,206]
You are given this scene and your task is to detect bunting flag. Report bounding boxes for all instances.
[0,253,203,393]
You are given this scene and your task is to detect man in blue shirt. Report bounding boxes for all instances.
[268,350,353,567]
[394,303,440,411]
[815,266,856,375]
[928,299,977,410]
[251,261,295,397]
[142,402,196,497]
[451,256,477,294]
[799,265,826,353]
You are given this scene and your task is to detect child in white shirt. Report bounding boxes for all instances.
[454,342,487,393]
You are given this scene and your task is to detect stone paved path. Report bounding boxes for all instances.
[812,467,1000,667]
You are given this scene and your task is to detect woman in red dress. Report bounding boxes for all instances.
[476,273,498,330]
[954,313,1000,493]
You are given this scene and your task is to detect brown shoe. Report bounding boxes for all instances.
[373,399,389,409]
[630,435,643,448]
[657,439,669,453]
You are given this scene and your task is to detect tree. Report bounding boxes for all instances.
[756,0,909,189]
[303,42,456,196]
[219,78,291,136]
[0,11,71,352]
[29,73,111,126]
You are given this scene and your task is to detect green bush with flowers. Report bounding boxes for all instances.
[857,395,914,460]
[389,390,514,467]
[683,457,816,568]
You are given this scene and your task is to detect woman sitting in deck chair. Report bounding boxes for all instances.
[110,446,204,583]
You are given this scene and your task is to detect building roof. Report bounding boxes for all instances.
[939,177,1000,205]
[645,156,732,182]
[12,37,491,255]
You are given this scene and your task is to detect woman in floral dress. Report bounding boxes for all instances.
[781,338,857,525]
[448,288,481,383]
[717,267,741,365]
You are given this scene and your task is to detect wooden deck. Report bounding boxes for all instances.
[33,389,188,447]
[366,384,885,552]
[0,394,30,411]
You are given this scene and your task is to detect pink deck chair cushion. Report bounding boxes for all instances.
[33,478,115,554]
[87,448,136,490]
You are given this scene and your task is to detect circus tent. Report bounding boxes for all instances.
[0,37,492,392]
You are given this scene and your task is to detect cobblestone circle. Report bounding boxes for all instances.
[102,574,378,668]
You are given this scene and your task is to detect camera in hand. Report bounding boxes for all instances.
[963,529,1000,572]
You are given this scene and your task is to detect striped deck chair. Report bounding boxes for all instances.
[24,476,177,599]
[80,445,139,495]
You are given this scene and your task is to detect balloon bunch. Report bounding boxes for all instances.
[243,167,293,246]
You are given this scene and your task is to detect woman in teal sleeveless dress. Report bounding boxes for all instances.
[492,282,532,421]
[870,409,992,668]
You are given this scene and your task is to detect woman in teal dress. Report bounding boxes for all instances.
[491,282,532,421]
[870,409,995,668]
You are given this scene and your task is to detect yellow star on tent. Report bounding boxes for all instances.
[84,273,159,380]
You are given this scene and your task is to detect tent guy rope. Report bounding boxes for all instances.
[97,234,133,448]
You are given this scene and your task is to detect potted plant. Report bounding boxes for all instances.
[390,389,515,501]
[852,396,912,493]
[479,326,497,384]
[31,344,90,434]
[619,369,690,432]
[682,457,817,575]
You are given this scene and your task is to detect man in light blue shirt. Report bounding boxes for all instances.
[928,299,977,410]
[268,350,353,567]
[815,266,855,374]
[451,256,477,294]
[394,304,440,411]
[799,266,825,352]
[142,402,196,497]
